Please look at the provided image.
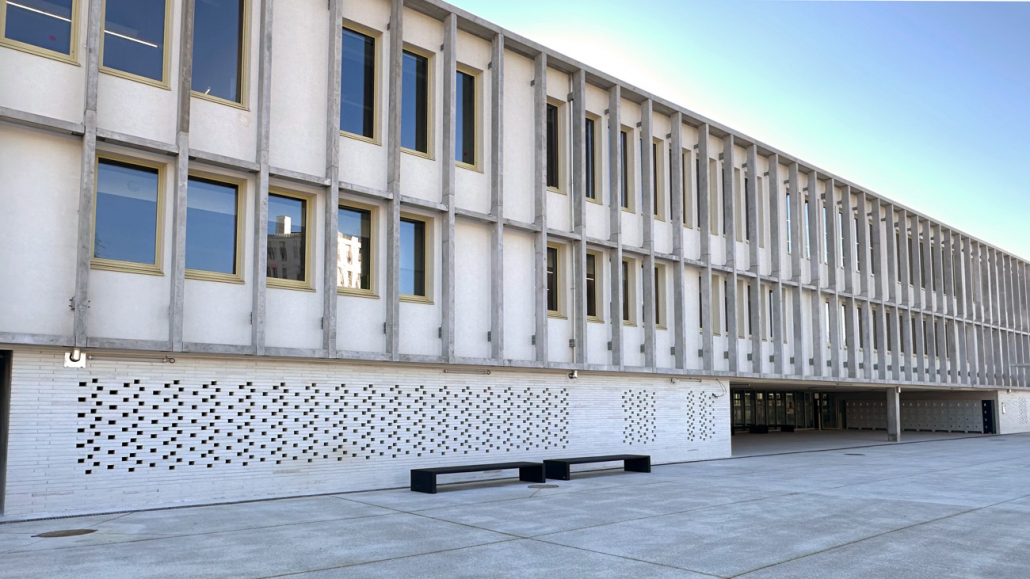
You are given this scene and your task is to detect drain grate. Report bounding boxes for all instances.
[32,529,96,538]
[528,484,559,489]
[844,453,865,456]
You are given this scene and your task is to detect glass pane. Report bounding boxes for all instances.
[456,70,475,165]
[743,392,753,426]
[546,246,558,312]
[102,0,166,81]
[267,194,306,282]
[756,392,766,425]
[192,0,244,102]
[546,103,559,188]
[186,177,238,274]
[337,205,371,290]
[622,260,630,322]
[585,118,595,199]
[3,0,74,55]
[399,218,426,296]
[401,51,428,152]
[340,27,375,138]
[620,131,629,208]
[586,253,596,318]
[94,159,160,265]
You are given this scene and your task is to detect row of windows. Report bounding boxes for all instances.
[91,155,429,299]
[1,0,247,101]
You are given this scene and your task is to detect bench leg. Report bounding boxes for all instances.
[411,471,437,494]
[519,464,546,484]
[544,460,571,481]
[624,457,650,473]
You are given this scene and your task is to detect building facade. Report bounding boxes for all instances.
[0,0,1029,519]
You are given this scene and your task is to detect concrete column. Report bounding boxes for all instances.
[607,86,624,368]
[869,196,883,300]
[807,171,822,285]
[975,323,986,386]
[768,156,785,375]
[861,302,873,379]
[889,306,901,381]
[901,309,913,381]
[844,297,857,379]
[72,0,105,347]
[169,0,196,351]
[489,33,504,360]
[746,145,759,273]
[252,0,271,356]
[886,386,901,442]
[830,293,842,377]
[698,126,712,263]
[792,285,805,376]
[932,224,944,315]
[911,216,923,309]
[957,320,969,384]
[384,0,403,360]
[641,100,655,368]
[727,272,739,372]
[885,204,898,303]
[940,317,952,384]
[956,235,968,319]
[874,303,887,379]
[669,112,687,369]
[942,228,954,316]
[926,315,937,383]
[921,219,933,310]
[898,213,911,306]
[825,179,840,289]
[857,191,870,296]
[532,52,548,363]
[789,163,802,283]
[812,290,825,377]
[750,276,762,374]
[914,312,926,382]
[440,13,457,361]
[323,0,342,358]
[571,69,587,366]
[723,135,736,268]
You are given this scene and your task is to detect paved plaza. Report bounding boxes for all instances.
[1,433,1028,578]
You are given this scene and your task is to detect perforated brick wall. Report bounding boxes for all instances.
[2,350,730,518]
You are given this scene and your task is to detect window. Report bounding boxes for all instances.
[92,157,163,274]
[586,252,601,320]
[401,49,430,155]
[1,0,77,62]
[652,140,662,219]
[854,214,860,272]
[546,102,561,190]
[100,0,169,85]
[456,67,477,168]
[546,245,560,315]
[840,303,847,346]
[803,197,811,258]
[337,203,373,294]
[683,150,694,228]
[340,25,377,141]
[400,216,428,299]
[698,274,703,331]
[620,129,630,210]
[712,276,723,335]
[743,175,750,241]
[767,288,774,340]
[745,283,752,337]
[585,117,596,201]
[857,306,864,349]
[185,175,243,282]
[267,192,310,287]
[654,266,664,328]
[192,0,247,105]
[786,191,792,254]
[872,308,880,351]
[837,210,844,268]
[622,260,633,324]
[886,313,893,353]
[709,159,721,234]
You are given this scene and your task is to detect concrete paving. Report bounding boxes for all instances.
[1,434,1029,578]
[731,428,985,457]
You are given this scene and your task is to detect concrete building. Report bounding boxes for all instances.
[0,0,1028,519]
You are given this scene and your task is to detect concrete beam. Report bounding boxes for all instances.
[532,52,548,363]
[669,112,686,370]
[71,0,105,347]
[385,0,404,360]
[607,86,624,368]
[323,0,342,357]
[440,13,457,361]
[641,99,655,369]
[252,0,273,355]
[571,68,587,366]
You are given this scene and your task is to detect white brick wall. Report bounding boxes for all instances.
[998,390,1030,435]
[2,349,730,518]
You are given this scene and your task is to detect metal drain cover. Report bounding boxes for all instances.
[33,529,96,538]
[844,453,865,456]
[528,484,559,489]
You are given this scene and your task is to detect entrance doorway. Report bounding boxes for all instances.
[981,401,996,434]
[0,350,10,514]
[732,389,836,432]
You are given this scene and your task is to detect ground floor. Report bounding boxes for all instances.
[2,347,1030,520]
[0,434,1028,578]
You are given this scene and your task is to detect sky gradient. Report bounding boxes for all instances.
[449,0,1030,259]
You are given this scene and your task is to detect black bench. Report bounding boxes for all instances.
[410,462,545,494]
[543,454,650,481]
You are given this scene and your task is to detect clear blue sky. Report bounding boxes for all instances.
[449,0,1030,259]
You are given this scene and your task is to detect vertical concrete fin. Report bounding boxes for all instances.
[533,52,548,363]
[607,85,623,368]
[641,99,655,369]
[571,69,587,366]
[323,0,343,357]
[441,13,457,362]
[385,0,403,360]
[252,0,272,356]
[669,112,686,370]
[489,33,504,360]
